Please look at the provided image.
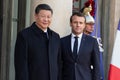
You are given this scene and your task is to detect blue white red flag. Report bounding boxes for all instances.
[108,19,120,80]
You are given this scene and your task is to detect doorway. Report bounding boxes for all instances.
[0,0,27,80]
[9,0,27,80]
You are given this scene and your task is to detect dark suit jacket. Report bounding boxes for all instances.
[61,34,100,80]
[14,22,61,80]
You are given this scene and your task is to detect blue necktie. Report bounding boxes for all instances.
[73,36,78,59]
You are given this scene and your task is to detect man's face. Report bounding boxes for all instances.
[35,10,52,31]
[85,23,94,34]
[70,15,86,35]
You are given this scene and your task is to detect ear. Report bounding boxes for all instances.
[34,14,38,20]
[70,22,72,27]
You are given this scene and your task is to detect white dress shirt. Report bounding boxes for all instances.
[44,29,49,39]
[71,33,83,54]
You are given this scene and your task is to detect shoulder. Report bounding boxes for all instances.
[49,29,60,39]
[83,34,98,44]
[61,35,71,40]
[60,35,71,45]
[16,23,36,41]
[84,34,96,40]
[17,26,32,37]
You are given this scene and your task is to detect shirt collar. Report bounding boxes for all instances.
[71,33,83,39]
[44,29,48,33]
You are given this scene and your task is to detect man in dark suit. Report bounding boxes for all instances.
[61,12,100,80]
[14,4,61,80]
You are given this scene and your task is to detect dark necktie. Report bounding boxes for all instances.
[73,36,78,59]
[44,32,49,39]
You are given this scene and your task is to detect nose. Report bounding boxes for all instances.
[44,17,48,21]
[91,25,94,28]
[77,23,81,27]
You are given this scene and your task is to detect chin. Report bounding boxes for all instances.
[43,25,49,28]
[76,32,82,35]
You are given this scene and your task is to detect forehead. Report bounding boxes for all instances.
[72,15,85,21]
[37,10,52,15]
[86,23,95,25]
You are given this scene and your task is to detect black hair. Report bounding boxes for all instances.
[70,12,86,23]
[35,4,53,14]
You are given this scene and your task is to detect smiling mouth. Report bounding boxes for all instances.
[43,23,48,25]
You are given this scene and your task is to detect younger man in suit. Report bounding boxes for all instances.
[61,12,100,80]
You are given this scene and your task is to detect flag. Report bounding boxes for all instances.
[91,0,104,80]
[108,19,120,80]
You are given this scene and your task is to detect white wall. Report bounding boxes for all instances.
[30,0,72,37]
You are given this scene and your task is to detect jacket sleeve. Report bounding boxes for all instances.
[14,32,29,80]
[92,38,101,80]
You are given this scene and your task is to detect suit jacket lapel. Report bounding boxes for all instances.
[78,34,86,56]
[67,34,75,60]
[67,35,72,54]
